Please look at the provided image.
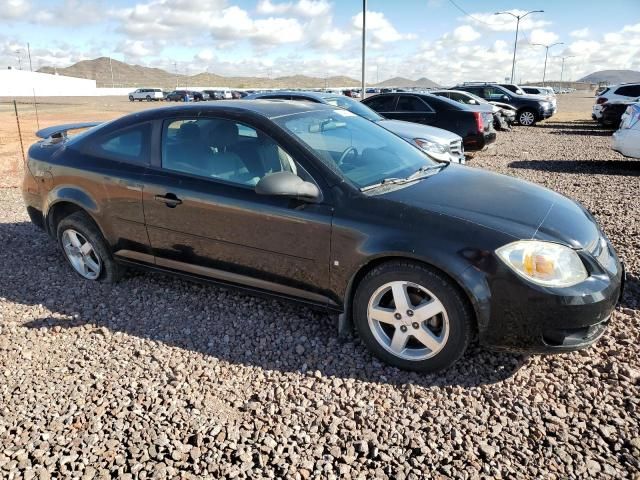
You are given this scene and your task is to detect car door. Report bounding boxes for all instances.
[74,122,154,258]
[392,95,437,125]
[142,115,335,304]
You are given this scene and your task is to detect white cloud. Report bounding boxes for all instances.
[570,27,590,38]
[1,0,30,19]
[452,25,480,43]
[529,29,560,46]
[257,0,330,17]
[352,11,416,47]
[208,6,303,44]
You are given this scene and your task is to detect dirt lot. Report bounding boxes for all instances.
[0,93,639,479]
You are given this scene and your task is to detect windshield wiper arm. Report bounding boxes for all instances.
[360,177,406,192]
[406,163,447,180]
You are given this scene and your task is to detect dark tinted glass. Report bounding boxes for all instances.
[397,96,430,112]
[364,95,397,112]
[98,123,151,164]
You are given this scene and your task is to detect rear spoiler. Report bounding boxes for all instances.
[36,122,103,140]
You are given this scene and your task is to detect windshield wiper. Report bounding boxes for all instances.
[361,164,448,192]
[360,177,406,192]
[405,163,448,180]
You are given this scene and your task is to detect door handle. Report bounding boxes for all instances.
[154,193,182,207]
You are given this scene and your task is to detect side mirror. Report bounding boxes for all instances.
[255,171,321,202]
[502,95,510,101]
[468,99,478,105]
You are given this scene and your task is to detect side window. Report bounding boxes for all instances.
[161,118,296,187]
[397,96,430,112]
[616,85,640,97]
[365,95,396,112]
[484,87,507,101]
[96,123,151,165]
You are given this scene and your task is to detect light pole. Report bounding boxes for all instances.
[361,0,367,99]
[15,50,22,70]
[494,10,544,83]
[531,42,564,85]
[559,55,576,82]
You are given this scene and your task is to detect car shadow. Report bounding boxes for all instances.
[509,159,640,176]
[2,221,527,388]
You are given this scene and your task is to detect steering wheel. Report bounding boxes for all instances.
[337,146,358,167]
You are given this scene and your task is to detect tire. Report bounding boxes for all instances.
[56,211,123,283]
[353,261,473,373]
[128,95,134,102]
[518,109,537,126]
[146,95,151,101]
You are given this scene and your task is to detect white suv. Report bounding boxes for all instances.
[592,83,640,120]
[128,88,164,102]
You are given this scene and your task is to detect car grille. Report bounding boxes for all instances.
[449,140,463,156]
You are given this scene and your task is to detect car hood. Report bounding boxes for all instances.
[377,119,462,143]
[379,165,600,249]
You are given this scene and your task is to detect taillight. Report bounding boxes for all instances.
[474,111,484,132]
[596,97,608,105]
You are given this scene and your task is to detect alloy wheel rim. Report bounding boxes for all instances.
[61,229,102,280]
[367,281,449,361]
[520,112,535,125]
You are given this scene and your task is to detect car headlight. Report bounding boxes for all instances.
[496,240,588,287]
[413,138,448,159]
[540,101,551,109]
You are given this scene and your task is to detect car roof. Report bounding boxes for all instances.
[113,100,336,125]
[248,90,336,101]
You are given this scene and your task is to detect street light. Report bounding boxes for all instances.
[531,42,564,85]
[558,55,576,82]
[361,0,367,99]
[15,50,22,70]
[494,10,544,83]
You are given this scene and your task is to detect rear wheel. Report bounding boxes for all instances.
[146,95,151,101]
[56,211,123,283]
[128,95,134,101]
[518,109,537,126]
[353,261,473,372]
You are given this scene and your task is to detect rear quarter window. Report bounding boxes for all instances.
[90,123,151,165]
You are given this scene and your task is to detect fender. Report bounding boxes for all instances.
[44,185,102,235]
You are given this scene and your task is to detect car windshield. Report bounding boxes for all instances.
[274,109,439,189]
[323,96,383,122]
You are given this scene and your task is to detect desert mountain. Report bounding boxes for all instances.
[578,70,640,84]
[38,57,360,89]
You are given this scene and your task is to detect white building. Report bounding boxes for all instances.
[0,69,132,96]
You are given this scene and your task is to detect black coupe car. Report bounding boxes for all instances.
[22,101,623,372]
[362,92,496,152]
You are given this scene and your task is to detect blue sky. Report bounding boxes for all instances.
[1,0,639,83]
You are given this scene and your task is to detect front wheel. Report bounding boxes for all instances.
[57,211,123,283]
[353,261,473,372]
[128,95,134,101]
[518,109,537,126]
[146,95,152,101]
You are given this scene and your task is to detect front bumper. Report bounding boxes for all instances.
[539,107,555,120]
[478,248,623,354]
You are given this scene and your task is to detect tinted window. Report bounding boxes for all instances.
[364,95,397,112]
[97,123,151,164]
[397,96,431,112]
[161,118,295,186]
[616,85,640,97]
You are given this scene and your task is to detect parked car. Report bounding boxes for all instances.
[612,102,640,158]
[165,90,205,102]
[128,88,164,102]
[522,86,555,97]
[592,83,640,120]
[362,92,496,151]
[24,102,623,372]
[203,90,226,100]
[599,98,638,128]
[430,89,514,131]
[453,82,555,126]
[244,91,465,163]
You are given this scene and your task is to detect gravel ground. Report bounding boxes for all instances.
[1,112,639,479]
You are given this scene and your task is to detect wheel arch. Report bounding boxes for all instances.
[45,188,102,239]
[342,254,485,335]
